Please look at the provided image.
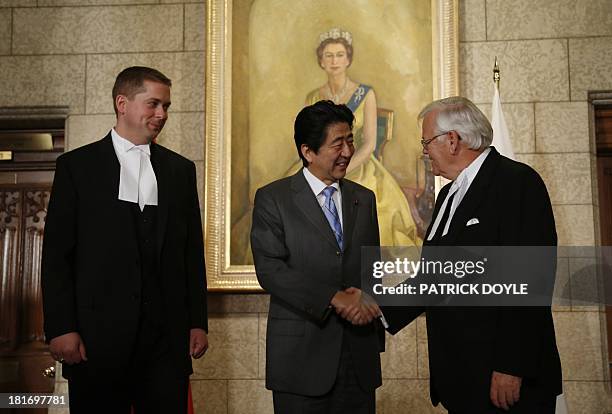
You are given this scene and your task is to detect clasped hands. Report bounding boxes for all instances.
[331,287,381,325]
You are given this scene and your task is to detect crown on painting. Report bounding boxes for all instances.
[318,27,352,45]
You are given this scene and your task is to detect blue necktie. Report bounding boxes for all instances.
[321,186,343,250]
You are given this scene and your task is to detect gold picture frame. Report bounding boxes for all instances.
[204,0,459,291]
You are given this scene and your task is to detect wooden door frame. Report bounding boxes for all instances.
[589,92,612,382]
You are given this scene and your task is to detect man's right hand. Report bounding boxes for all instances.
[49,332,87,365]
[331,287,381,325]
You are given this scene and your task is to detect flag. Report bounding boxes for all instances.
[491,79,568,414]
[490,83,515,160]
[556,393,568,414]
[187,382,195,414]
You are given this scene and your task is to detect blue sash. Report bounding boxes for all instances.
[346,84,371,112]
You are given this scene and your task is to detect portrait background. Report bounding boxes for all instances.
[248,0,432,192]
[206,0,459,290]
[231,0,433,264]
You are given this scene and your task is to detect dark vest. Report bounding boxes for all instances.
[130,204,163,325]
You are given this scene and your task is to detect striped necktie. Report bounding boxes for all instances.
[321,186,343,250]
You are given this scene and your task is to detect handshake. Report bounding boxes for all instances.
[330,287,382,325]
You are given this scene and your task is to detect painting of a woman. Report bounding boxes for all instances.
[286,28,420,246]
[209,0,457,287]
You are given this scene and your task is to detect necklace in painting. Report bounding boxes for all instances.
[326,78,348,104]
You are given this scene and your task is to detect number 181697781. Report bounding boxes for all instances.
[2,393,67,408]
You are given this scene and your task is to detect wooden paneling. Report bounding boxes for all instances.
[598,158,612,246]
[595,105,612,376]
[21,190,49,343]
[595,107,612,152]
[0,112,64,409]
[0,191,22,351]
[0,186,54,405]
[0,188,49,350]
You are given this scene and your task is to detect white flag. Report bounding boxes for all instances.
[490,84,515,160]
[491,79,568,414]
[555,394,568,414]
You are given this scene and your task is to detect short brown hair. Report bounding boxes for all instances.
[316,38,353,68]
[112,66,172,115]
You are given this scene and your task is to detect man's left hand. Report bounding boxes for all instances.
[189,328,209,359]
[490,371,522,411]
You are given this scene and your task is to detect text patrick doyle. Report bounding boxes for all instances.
[369,258,528,297]
[371,282,528,296]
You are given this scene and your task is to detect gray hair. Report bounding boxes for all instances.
[418,96,492,150]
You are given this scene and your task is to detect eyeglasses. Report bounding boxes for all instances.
[420,132,449,148]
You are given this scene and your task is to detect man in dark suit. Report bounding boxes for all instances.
[383,96,562,413]
[42,66,208,414]
[250,100,383,413]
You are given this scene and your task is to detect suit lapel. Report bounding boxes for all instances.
[150,143,169,259]
[291,171,341,250]
[99,134,121,199]
[443,148,501,244]
[340,179,358,252]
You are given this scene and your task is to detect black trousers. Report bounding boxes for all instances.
[272,338,375,414]
[67,315,188,414]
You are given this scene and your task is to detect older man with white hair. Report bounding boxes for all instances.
[383,96,562,413]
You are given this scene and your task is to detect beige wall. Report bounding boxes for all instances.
[2,0,609,413]
[0,0,206,212]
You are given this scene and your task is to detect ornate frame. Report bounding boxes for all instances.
[204,0,459,291]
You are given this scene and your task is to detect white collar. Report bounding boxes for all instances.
[109,128,157,210]
[455,147,491,190]
[426,147,491,241]
[302,167,340,196]
[111,128,150,156]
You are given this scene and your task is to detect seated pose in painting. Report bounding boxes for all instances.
[287,27,420,246]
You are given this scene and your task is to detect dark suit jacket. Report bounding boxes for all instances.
[42,134,207,378]
[383,147,562,412]
[250,170,382,396]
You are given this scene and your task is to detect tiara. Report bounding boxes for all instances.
[318,27,352,45]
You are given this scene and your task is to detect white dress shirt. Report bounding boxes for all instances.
[110,128,158,211]
[302,167,343,229]
[427,147,491,240]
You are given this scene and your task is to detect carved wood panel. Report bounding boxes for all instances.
[22,190,50,343]
[0,191,22,351]
[0,187,50,351]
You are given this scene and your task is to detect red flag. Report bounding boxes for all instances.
[187,382,194,414]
